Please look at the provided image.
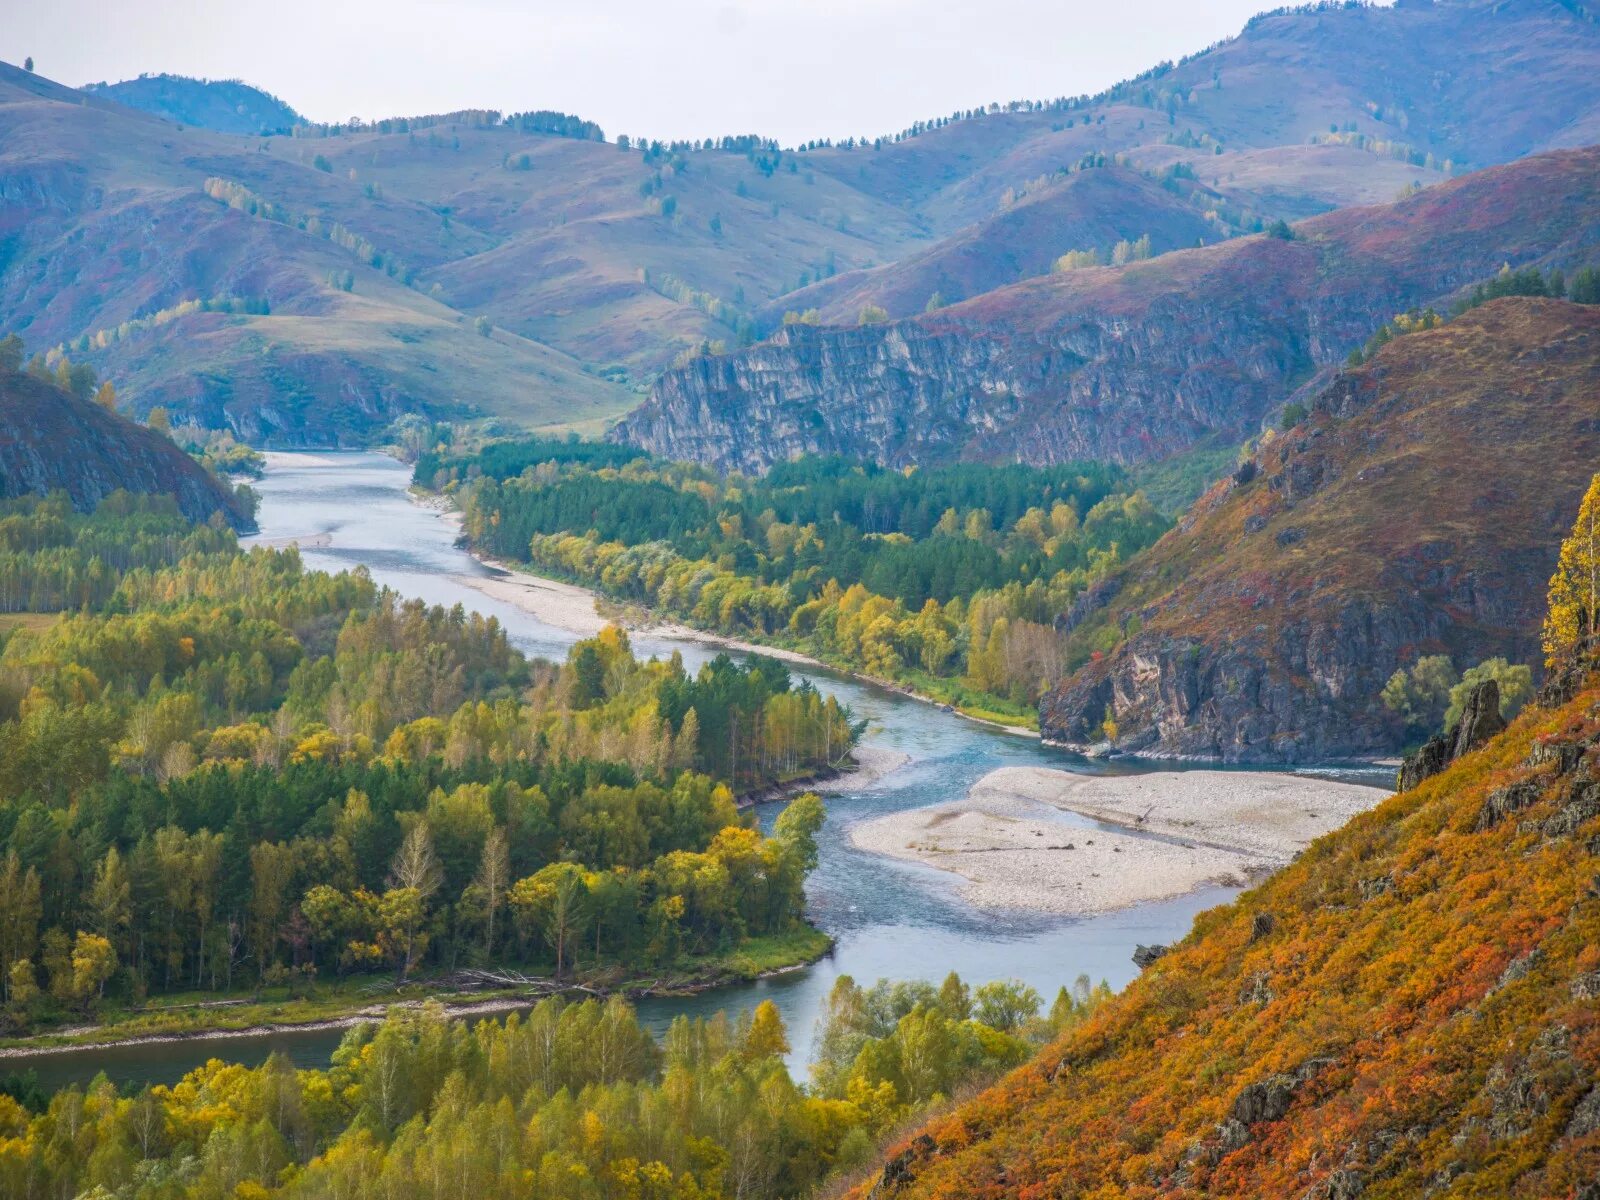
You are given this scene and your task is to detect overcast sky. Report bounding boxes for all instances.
[10,0,1281,145]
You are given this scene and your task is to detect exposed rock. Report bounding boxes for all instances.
[1239,972,1275,1006]
[1358,874,1393,902]
[1571,973,1600,1001]
[1490,947,1542,995]
[618,153,1600,476]
[1453,679,1509,759]
[1040,301,1600,763]
[1475,778,1543,832]
[1304,1168,1365,1199]
[1132,943,1170,969]
[1566,1087,1600,1140]
[1232,1074,1300,1125]
[1249,912,1276,942]
[1400,680,1507,791]
[869,1134,935,1198]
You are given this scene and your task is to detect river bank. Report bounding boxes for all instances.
[0,927,833,1058]
[438,525,1040,739]
[849,766,1386,915]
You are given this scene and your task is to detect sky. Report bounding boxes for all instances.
[9,0,1278,146]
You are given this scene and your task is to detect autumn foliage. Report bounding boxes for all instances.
[853,681,1600,1195]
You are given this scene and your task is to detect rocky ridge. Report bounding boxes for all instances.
[1037,297,1600,763]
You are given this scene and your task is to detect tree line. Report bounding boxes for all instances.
[0,968,1109,1200]
[422,448,1169,717]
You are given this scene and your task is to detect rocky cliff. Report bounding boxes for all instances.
[0,369,251,528]
[1037,297,1600,762]
[615,148,1600,472]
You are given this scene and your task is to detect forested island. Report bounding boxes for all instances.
[418,444,1169,728]
[0,491,858,1042]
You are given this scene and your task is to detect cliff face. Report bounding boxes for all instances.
[615,148,1600,472]
[853,662,1600,1199]
[1038,298,1600,763]
[0,370,250,528]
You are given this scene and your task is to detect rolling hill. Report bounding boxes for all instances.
[83,74,301,136]
[1038,296,1600,762]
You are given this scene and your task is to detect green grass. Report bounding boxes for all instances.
[0,928,834,1050]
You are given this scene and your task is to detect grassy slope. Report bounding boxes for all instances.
[853,672,1600,1198]
[6,0,1596,443]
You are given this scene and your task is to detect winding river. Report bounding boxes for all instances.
[8,452,1380,1091]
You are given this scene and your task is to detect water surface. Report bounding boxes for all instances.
[7,452,1377,1090]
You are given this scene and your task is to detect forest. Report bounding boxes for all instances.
[0,970,1109,1200]
[418,447,1169,724]
[0,493,858,1032]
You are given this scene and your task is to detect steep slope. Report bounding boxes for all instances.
[854,670,1600,1198]
[0,368,250,527]
[616,147,1600,472]
[1038,297,1600,763]
[3,0,1598,443]
[758,166,1223,323]
[84,74,300,136]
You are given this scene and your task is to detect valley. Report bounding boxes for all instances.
[2,0,1600,1193]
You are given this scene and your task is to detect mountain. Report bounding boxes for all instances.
[1037,296,1600,763]
[853,665,1600,1198]
[0,366,251,528]
[84,74,301,136]
[756,165,1224,323]
[0,62,632,444]
[615,147,1600,472]
[3,0,1599,445]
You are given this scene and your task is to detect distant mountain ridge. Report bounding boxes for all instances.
[615,147,1600,472]
[85,73,301,136]
[1,0,1597,443]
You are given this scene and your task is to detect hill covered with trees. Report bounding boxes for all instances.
[85,74,301,136]
[0,340,253,530]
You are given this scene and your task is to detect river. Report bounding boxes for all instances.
[6,452,1380,1092]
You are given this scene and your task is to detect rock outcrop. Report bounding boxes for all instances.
[1397,679,1506,791]
[1038,299,1600,762]
[617,148,1600,472]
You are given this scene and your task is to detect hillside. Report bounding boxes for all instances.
[759,165,1224,323]
[1036,297,1600,763]
[0,368,251,527]
[2,0,1598,443]
[852,664,1600,1198]
[84,74,301,135]
[617,148,1600,472]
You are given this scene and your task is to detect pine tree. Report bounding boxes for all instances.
[1543,473,1600,667]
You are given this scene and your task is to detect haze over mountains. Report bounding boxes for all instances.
[3,0,1598,450]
